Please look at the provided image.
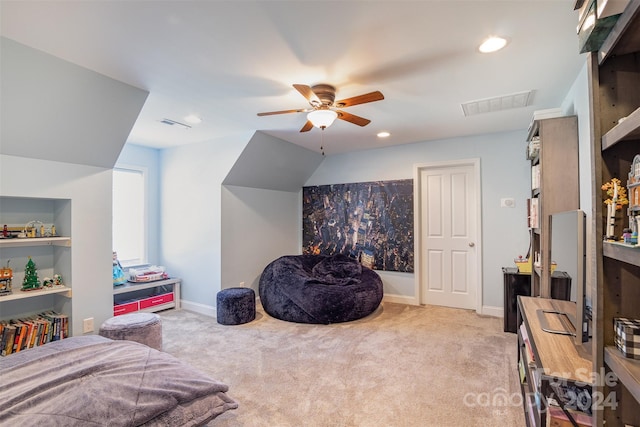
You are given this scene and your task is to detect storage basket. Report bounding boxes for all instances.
[514,257,532,274]
[614,317,640,360]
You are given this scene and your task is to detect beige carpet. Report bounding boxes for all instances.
[160,302,526,427]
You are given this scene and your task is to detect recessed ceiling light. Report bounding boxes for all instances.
[377,131,390,138]
[184,115,202,124]
[478,36,508,53]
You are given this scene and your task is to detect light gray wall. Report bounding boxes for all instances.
[160,131,324,315]
[115,144,161,265]
[305,131,532,311]
[160,127,567,313]
[159,135,251,314]
[0,154,114,336]
[561,62,593,307]
[224,131,324,191]
[1,37,148,168]
[0,39,149,336]
[221,185,300,293]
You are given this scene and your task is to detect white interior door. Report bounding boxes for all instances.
[418,161,479,310]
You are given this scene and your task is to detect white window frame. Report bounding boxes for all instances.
[113,164,148,268]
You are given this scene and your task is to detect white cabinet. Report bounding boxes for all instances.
[113,278,181,316]
[0,197,72,323]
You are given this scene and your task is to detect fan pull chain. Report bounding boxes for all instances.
[320,129,325,156]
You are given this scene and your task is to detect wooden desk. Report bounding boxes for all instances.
[517,296,593,426]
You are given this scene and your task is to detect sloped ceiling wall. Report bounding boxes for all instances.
[223,131,324,192]
[1,37,148,168]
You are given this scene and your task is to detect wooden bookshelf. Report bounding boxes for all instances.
[588,1,640,425]
[604,346,640,404]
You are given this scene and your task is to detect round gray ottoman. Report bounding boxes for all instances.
[99,312,163,350]
[217,287,256,325]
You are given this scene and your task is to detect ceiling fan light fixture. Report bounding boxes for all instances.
[307,109,338,129]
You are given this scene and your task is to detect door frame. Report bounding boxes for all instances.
[413,158,483,313]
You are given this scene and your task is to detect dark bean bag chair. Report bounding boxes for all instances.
[259,254,383,324]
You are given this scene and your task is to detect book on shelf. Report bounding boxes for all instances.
[527,198,539,229]
[41,311,69,341]
[531,164,540,190]
[1,325,16,356]
[19,319,35,352]
[34,319,46,347]
[520,323,541,390]
[518,357,527,384]
[11,320,26,353]
[8,322,20,354]
[520,323,536,363]
[0,311,68,356]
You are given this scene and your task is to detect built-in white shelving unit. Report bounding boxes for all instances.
[0,196,72,326]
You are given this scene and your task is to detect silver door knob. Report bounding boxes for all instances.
[469,242,475,247]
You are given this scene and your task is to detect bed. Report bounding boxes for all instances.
[0,335,237,426]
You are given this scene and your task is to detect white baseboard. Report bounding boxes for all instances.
[481,305,503,318]
[180,299,216,318]
[383,294,419,305]
[180,297,502,319]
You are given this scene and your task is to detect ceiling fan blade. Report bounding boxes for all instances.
[334,91,384,108]
[293,84,321,105]
[300,120,314,132]
[336,110,371,127]
[257,108,308,116]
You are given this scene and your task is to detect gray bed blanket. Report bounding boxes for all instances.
[0,335,237,426]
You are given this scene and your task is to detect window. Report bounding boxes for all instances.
[113,166,147,267]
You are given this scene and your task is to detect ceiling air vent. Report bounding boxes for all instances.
[159,118,191,129]
[461,90,534,116]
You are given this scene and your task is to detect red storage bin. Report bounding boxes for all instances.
[139,292,174,310]
[114,301,139,316]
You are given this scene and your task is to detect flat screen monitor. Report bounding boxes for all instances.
[550,209,588,344]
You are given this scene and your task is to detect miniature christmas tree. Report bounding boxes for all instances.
[21,257,41,291]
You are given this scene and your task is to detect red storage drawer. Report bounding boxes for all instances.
[114,301,139,316]
[139,292,174,309]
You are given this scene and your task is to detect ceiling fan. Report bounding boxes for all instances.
[257,84,384,132]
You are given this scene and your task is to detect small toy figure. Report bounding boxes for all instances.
[628,155,640,244]
[113,252,126,286]
[602,177,629,240]
[53,274,63,286]
[0,260,12,295]
[42,277,54,287]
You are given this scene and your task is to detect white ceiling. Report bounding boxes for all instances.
[0,0,586,155]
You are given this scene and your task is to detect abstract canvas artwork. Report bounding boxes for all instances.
[302,179,414,272]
